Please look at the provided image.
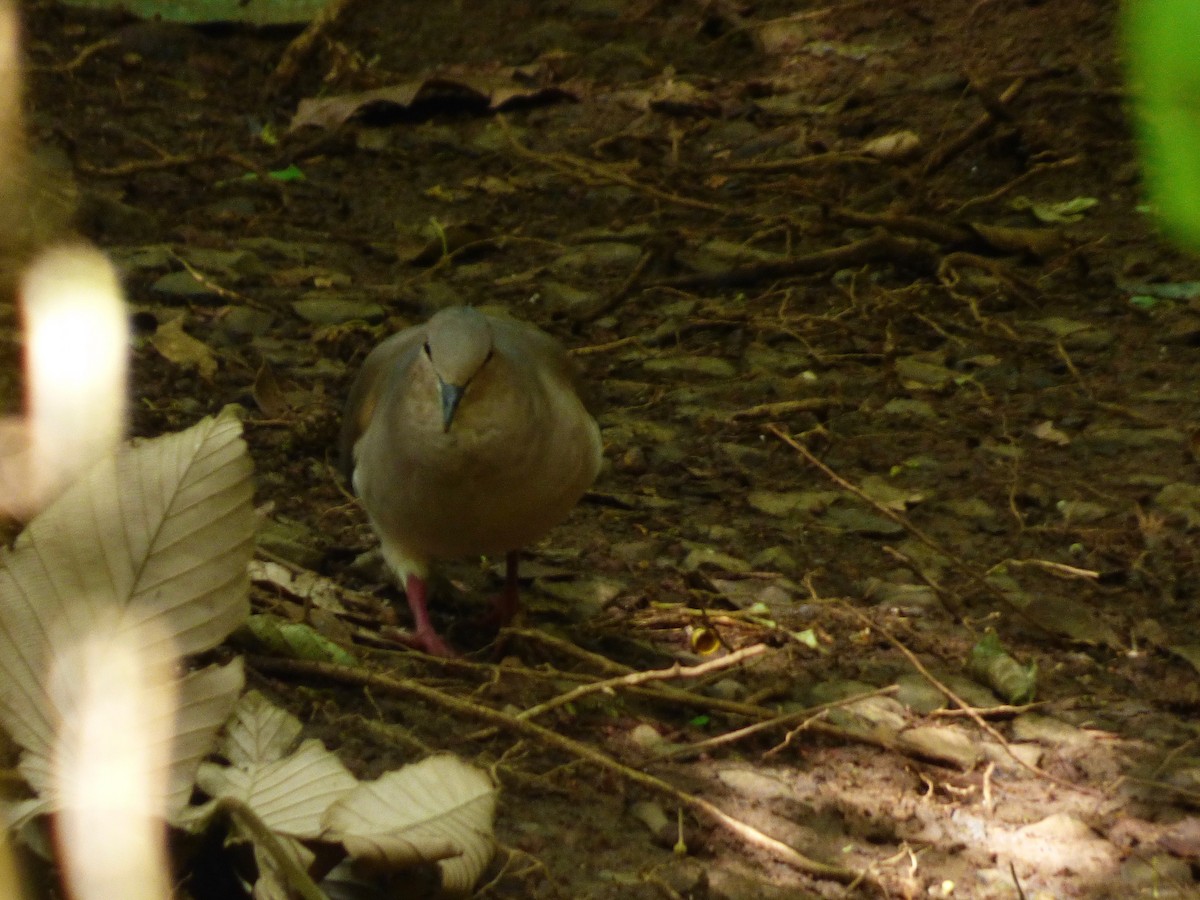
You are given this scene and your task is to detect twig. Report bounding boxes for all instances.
[1055,339,1094,399]
[77,153,204,177]
[31,37,117,73]
[718,153,880,173]
[982,760,995,813]
[952,155,1082,214]
[371,636,909,756]
[577,248,657,323]
[937,251,1039,301]
[168,250,260,307]
[410,643,781,724]
[220,796,327,900]
[498,117,728,215]
[517,644,769,721]
[730,398,832,421]
[501,626,634,676]
[570,335,643,356]
[657,685,899,761]
[767,424,1074,627]
[249,655,876,888]
[766,424,959,570]
[828,207,973,247]
[929,702,1039,719]
[879,545,962,617]
[475,844,549,896]
[1124,775,1200,805]
[999,559,1099,581]
[840,606,1094,795]
[650,232,940,291]
[703,0,879,49]
[923,77,1026,176]
[1148,737,1200,781]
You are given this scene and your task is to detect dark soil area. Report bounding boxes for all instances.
[11,0,1200,896]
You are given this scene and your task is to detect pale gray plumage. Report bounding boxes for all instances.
[340,306,601,655]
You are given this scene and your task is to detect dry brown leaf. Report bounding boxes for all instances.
[290,73,574,132]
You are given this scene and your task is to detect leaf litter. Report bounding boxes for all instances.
[8,0,1200,898]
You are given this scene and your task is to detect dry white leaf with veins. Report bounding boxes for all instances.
[219,689,303,769]
[197,691,358,839]
[324,755,498,897]
[0,411,253,818]
[197,740,358,840]
[0,412,253,900]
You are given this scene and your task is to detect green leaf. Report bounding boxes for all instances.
[969,632,1037,704]
[268,164,306,183]
[58,0,327,25]
[238,614,358,666]
[1125,0,1200,249]
[790,628,819,649]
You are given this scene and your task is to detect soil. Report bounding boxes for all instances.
[10,0,1200,897]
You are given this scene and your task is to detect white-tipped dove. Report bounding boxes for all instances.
[340,306,602,656]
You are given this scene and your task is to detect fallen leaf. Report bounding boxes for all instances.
[1057,499,1110,523]
[860,474,926,510]
[324,756,497,895]
[1032,420,1071,446]
[897,725,980,768]
[970,632,1037,703]
[860,130,921,160]
[151,317,217,380]
[290,72,574,132]
[252,362,290,418]
[1154,483,1200,529]
[1010,195,1099,224]
[969,221,1065,257]
[237,614,358,666]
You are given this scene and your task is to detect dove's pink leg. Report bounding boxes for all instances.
[403,573,458,657]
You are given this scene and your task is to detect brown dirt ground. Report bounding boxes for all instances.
[11,0,1200,897]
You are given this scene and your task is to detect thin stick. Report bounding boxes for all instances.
[651,232,940,291]
[501,627,635,676]
[923,77,1026,175]
[731,398,832,421]
[766,424,958,566]
[657,685,898,761]
[767,424,1063,623]
[999,559,1100,581]
[517,644,768,721]
[31,37,118,74]
[498,117,728,215]
[579,248,657,323]
[840,606,1094,795]
[492,628,904,753]
[249,655,876,888]
[220,797,327,900]
[952,155,1082,214]
[571,335,643,356]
